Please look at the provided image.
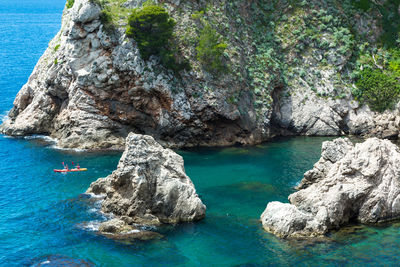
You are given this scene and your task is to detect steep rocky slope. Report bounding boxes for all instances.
[261,137,400,238]
[1,0,400,149]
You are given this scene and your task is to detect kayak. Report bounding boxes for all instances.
[54,168,87,173]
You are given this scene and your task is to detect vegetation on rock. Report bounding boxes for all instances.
[353,49,400,112]
[126,4,188,72]
[90,0,131,26]
[196,24,227,74]
[127,5,175,59]
[66,0,74,9]
[355,68,400,112]
[90,0,400,111]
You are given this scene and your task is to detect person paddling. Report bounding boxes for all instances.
[62,162,69,170]
[54,162,87,173]
[72,161,80,169]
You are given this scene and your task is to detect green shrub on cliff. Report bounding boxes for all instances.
[351,0,400,47]
[353,48,400,112]
[66,0,74,9]
[352,0,371,11]
[196,24,227,74]
[354,68,400,112]
[126,5,188,72]
[389,49,400,76]
[126,5,175,60]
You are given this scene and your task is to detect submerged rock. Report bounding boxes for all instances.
[87,133,206,236]
[29,255,93,267]
[98,218,163,241]
[261,137,400,238]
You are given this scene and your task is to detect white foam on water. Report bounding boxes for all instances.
[50,144,86,152]
[126,229,141,234]
[79,220,102,231]
[88,200,104,214]
[41,260,50,265]
[24,135,57,144]
[0,110,9,123]
[93,200,103,210]
[84,194,110,220]
[16,134,86,153]
[86,193,106,200]
[88,208,98,214]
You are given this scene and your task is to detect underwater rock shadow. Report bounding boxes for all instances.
[27,254,94,267]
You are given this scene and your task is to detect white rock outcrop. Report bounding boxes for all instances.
[273,79,400,139]
[261,137,400,238]
[86,133,206,236]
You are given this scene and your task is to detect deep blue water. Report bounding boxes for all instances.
[1,1,400,266]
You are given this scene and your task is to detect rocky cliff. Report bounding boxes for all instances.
[1,0,399,149]
[261,137,400,238]
[86,133,206,237]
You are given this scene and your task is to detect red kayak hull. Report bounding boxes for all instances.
[54,168,87,173]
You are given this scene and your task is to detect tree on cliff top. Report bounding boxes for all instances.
[126,5,176,60]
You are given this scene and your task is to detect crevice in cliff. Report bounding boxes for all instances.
[269,85,296,136]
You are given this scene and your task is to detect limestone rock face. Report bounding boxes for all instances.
[271,7,399,139]
[272,79,400,139]
[0,0,269,150]
[86,133,206,235]
[261,137,400,238]
[1,0,399,149]
[273,89,348,136]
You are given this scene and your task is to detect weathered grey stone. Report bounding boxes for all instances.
[0,0,269,150]
[297,137,353,189]
[83,20,101,33]
[72,0,101,23]
[261,137,400,238]
[87,133,206,233]
[98,218,135,234]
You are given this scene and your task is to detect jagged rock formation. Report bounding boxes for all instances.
[0,0,269,150]
[86,133,206,237]
[1,0,399,149]
[261,137,400,238]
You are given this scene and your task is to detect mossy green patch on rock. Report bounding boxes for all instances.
[90,0,132,26]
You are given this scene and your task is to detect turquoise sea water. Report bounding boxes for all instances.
[1,1,400,266]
